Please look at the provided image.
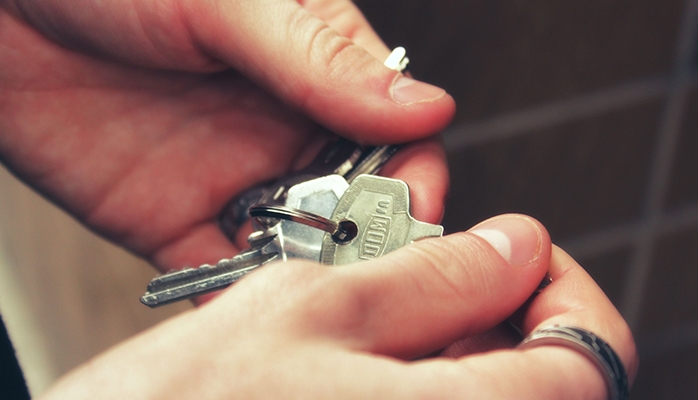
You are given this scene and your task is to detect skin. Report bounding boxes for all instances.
[0,0,637,398]
[38,217,638,399]
[1,0,453,273]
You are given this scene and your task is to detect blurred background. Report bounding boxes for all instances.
[1,0,697,398]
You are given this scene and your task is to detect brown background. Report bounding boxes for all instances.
[1,0,697,398]
[353,0,698,397]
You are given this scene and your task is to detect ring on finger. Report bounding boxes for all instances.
[517,325,629,400]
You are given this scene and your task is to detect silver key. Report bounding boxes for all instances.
[254,174,350,262]
[142,48,413,307]
[141,175,350,307]
[140,232,279,307]
[320,174,443,265]
[141,174,440,307]
[344,145,399,183]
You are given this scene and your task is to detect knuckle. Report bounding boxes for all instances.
[243,260,368,332]
[288,8,378,85]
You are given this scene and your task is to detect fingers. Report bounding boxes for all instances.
[352,215,548,358]
[416,245,638,400]
[225,215,635,399]
[439,323,523,358]
[397,346,613,400]
[12,0,454,142]
[45,213,634,399]
[342,246,637,400]
[185,0,455,142]
[232,214,550,359]
[518,245,639,382]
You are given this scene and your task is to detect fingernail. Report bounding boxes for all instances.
[390,76,446,105]
[469,215,542,267]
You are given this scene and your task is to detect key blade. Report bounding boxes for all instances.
[406,220,444,243]
[343,145,400,183]
[140,249,278,308]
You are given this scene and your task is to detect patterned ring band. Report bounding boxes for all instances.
[517,325,629,400]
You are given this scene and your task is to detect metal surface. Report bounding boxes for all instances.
[320,175,443,265]
[384,46,410,72]
[258,174,350,261]
[250,205,345,240]
[142,173,446,307]
[344,145,400,183]
[140,234,279,307]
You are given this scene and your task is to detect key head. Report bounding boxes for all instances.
[320,175,443,265]
[259,174,349,262]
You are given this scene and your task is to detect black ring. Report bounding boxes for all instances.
[517,325,629,400]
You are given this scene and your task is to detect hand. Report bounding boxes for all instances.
[38,214,638,399]
[0,0,455,273]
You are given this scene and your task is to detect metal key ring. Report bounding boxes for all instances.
[249,204,356,242]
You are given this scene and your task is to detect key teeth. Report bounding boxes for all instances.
[141,249,280,307]
[145,260,234,292]
[146,231,279,292]
[146,266,202,291]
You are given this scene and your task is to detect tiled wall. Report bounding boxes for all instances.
[355,0,698,398]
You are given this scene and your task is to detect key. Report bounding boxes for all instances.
[141,48,414,307]
[141,175,350,307]
[249,175,443,266]
[253,174,350,261]
[320,174,443,265]
[140,232,279,307]
[141,174,440,307]
[344,145,399,183]
[251,145,402,262]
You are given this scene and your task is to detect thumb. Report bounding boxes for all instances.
[186,0,456,142]
[233,214,551,359]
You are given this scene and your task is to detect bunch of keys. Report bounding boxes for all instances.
[140,48,444,307]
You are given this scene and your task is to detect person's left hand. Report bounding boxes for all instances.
[0,0,454,275]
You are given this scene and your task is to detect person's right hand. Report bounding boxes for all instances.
[38,214,638,399]
[0,0,455,275]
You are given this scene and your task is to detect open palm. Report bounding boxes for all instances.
[0,0,454,273]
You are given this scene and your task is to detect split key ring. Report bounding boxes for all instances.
[249,204,357,244]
